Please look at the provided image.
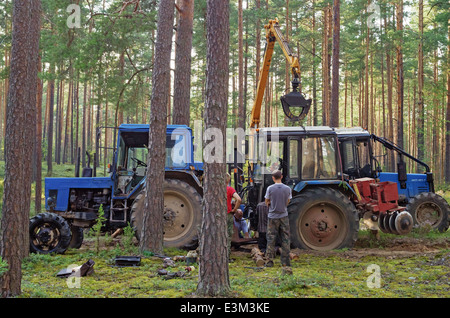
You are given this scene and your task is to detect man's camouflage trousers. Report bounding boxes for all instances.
[266,216,291,266]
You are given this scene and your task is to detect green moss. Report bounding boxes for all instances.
[2,160,448,298]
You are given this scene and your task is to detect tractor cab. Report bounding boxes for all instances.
[248,126,341,203]
[112,124,199,200]
[334,127,449,232]
[335,127,374,179]
[335,127,435,201]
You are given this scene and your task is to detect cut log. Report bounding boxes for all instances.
[251,247,265,267]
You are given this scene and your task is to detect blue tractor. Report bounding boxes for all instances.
[233,126,415,251]
[30,124,203,254]
[335,127,449,232]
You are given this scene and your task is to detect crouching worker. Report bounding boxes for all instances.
[233,209,250,239]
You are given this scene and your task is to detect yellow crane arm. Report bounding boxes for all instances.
[249,18,301,129]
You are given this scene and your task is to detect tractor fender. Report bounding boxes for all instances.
[130,170,203,199]
[165,170,203,196]
[293,180,356,197]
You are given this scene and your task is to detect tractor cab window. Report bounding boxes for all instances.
[256,138,286,193]
[166,130,190,168]
[340,137,372,179]
[356,139,371,177]
[260,139,284,175]
[301,136,338,179]
[126,147,147,174]
[115,131,149,195]
[289,139,299,179]
[117,131,149,171]
[341,139,357,177]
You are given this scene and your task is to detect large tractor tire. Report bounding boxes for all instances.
[68,226,84,249]
[130,179,202,248]
[288,187,359,251]
[406,192,449,232]
[29,212,72,254]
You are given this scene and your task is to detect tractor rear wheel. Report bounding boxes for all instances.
[29,212,72,254]
[406,192,449,232]
[130,179,202,248]
[288,187,359,251]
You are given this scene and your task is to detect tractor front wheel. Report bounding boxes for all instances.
[406,192,449,232]
[288,187,359,251]
[29,212,72,254]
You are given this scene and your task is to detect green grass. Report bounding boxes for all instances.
[17,231,449,298]
[1,161,449,297]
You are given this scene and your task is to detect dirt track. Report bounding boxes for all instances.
[235,236,450,262]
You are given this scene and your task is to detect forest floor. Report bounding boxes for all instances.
[19,229,449,298]
[0,162,447,298]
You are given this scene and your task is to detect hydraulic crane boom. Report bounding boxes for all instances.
[249,18,311,129]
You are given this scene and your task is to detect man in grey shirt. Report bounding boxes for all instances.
[264,170,292,270]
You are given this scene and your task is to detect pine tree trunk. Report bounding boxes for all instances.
[81,82,87,167]
[1,0,41,297]
[445,24,450,182]
[196,0,230,297]
[396,0,404,149]
[75,76,79,168]
[330,0,340,127]
[35,55,42,213]
[417,0,424,168]
[140,0,175,254]
[255,0,261,85]
[364,5,369,130]
[172,0,194,126]
[322,4,330,125]
[385,13,395,171]
[62,80,72,164]
[54,79,60,164]
[47,68,54,175]
[312,0,317,126]
[237,0,245,129]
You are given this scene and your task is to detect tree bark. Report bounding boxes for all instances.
[140,0,175,254]
[312,0,317,126]
[417,0,424,168]
[364,4,369,130]
[47,68,54,175]
[322,3,331,125]
[1,0,41,297]
[385,13,395,171]
[445,24,450,182]
[330,0,340,127]
[196,0,230,297]
[237,0,245,129]
[81,82,87,167]
[35,55,42,213]
[396,0,404,149]
[172,0,194,126]
[255,0,261,85]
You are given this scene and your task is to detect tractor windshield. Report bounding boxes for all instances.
[117,131,148,171]
[116,129,191,170]
[166,132,190,168]
[301,136,338,179]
